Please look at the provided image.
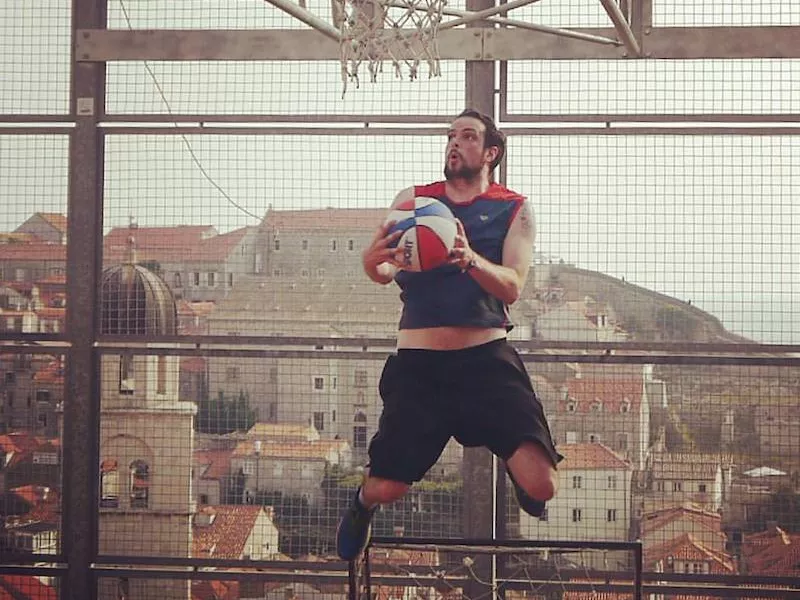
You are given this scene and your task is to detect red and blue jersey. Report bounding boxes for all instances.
[395,181,526,331]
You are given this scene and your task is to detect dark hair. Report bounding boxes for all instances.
[457,109,506,172]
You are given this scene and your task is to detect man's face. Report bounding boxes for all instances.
[444,116,494,182]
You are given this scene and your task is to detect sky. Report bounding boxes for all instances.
[1,0,799,344]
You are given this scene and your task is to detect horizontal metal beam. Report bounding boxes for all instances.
[76,26,800,62]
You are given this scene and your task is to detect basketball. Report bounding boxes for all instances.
[384,197,458,272]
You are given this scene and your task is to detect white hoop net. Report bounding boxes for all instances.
[335,0,446,95]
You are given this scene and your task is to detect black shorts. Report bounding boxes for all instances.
[367,338,563,484]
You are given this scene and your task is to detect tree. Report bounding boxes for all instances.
[195,390,256,434]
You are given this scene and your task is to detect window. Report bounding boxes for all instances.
[316,268,326,278]
[347,239,355,251]
[199,494,209,504]
[353,411,368,449]
[698,483,707,493]
[273,238,281,251]
[129,460,150,508]
[572,508,582,522]
[673,481,683,492]
[566,402,577,412]
[269,367,278,383]
[313,411,325,431]
[590,401,602,412]
[272,268,282,277]
[330,239,338,251]
[207,272,216,287]
[157,356,167,394]
[226,367,240,382]
[100,459,119,508]
[572,476,582,489]
[607,509,617,522]
[301,239,309,250]
[227,272,234,287]
[301,269,309,278]
[354,369,368,388]
[313,377,325,391]
[538,508,549,522]
[173,272,182,288]
[267,402,278,422]
[193,272,200,286]
[4,372,15,384]
[566,431,578,444]
[119,354,135,395]
[608,475,617,489]
[656,481,665,492]
[616,433,629,451]
[620,400,631,413]
[589,433,600,443]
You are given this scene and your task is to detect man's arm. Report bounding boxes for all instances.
[362,187,415,285]
[455,198,535,305]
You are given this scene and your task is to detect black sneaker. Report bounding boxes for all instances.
[508,471,546,518]
[336,491,377,561]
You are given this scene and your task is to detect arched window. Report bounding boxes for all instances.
[100,459,119,508]
[129,460,150,508]
[353,411,368,450]
[119,353,135,395]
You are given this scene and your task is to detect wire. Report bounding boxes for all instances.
[116,0,263,224]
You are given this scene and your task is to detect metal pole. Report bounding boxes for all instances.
[438,0,544,30]
[65,0,106,596]
[598,0,642,56]
[263,0,342,40]
[462,3,496,597]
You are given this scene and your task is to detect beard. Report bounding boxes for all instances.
[444,163,482,182]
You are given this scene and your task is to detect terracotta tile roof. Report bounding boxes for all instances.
[0,433,57,468]
[644,533,735,573]
[642,503,722,536]
[558,443,631,470]
[742,527,800,576]
[11,485,57,507]
[198,227,253,262]
[247,422,320,441]
[0,575,57,600]
[262,208,387,232]
[103,225,218,262]
[104,225,254,264]
[233,439,349,460]
[192,505,272,559]
[177,300,216,317]
[651,453,724,480]
[32,360,65,384]
[33,275,66,286]
[34,213,68,234]
[0,243,66,261]
[0,233,38,243]
[560,378,643,413]
[192,579,239,600]
[193,449,233,480]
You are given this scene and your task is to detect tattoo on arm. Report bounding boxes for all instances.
[518,200,534,235]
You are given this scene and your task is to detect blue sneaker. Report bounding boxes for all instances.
[508,471,546,518]
[336,491,377,561]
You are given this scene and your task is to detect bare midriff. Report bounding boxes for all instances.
[396,326,506,350]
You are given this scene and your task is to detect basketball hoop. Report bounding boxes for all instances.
[334,0,445,95]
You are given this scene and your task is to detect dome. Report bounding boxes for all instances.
[100,264,177,335]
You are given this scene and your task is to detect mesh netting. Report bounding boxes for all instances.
[336,0,445,94]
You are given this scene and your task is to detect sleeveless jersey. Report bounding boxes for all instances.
[395,181,526,331]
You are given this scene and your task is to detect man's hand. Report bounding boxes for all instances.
[362,222,403,284]
[447,220,478,272]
